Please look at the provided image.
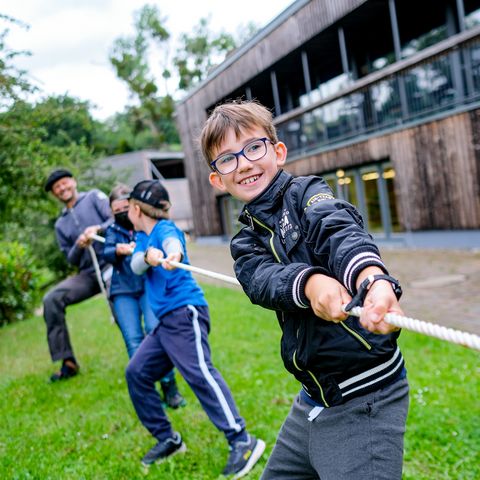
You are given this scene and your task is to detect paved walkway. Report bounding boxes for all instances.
[187,242,480,336]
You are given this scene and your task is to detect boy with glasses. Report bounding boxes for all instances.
[201,100,409,480]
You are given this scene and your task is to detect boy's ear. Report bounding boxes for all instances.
[274,141,287,167]
[209,171,228,193]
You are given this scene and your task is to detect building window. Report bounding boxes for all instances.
[325,162,401,236]
[463,0,480,28]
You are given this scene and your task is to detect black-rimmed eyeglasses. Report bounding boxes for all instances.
[210,137,274,175]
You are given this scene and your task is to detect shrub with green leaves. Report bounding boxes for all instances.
[0,241,40,326]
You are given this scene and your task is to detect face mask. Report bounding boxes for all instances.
[114,211,133,231]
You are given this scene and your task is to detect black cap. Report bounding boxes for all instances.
[129,180,170,209]
[44,169,73,192]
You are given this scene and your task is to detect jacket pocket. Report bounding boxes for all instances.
[339,317,372,350]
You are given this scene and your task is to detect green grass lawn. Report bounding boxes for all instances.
[0,284,478,479]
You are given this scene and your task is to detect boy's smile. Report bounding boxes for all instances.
[209,127,287,203]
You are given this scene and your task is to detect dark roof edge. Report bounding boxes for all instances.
[177,0,310,105]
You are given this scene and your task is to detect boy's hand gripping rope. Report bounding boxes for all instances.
[343,305,480,351]
[90,233,240,286]
[90,234,480,351]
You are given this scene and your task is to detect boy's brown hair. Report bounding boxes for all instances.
[130,198,170,220]
[200,100,278,167]
[129,179,171,220]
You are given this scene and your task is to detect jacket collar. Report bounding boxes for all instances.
[238,170,293,226]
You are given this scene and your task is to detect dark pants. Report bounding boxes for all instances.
[126,305,246,443]
[261,378,409,480]
[43,271,100,362]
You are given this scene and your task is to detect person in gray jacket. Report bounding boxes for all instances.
[43,169,112,382]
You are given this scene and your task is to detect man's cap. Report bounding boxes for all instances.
[129,180,170,208]
[44,169,74,192]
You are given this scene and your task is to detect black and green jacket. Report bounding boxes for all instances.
[231,170,404,407]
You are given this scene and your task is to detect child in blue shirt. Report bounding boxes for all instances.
[103,184,185,409]
[126,179,265,478]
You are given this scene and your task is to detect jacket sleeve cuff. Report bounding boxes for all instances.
[292,266,330,308]
[340,248,388,294]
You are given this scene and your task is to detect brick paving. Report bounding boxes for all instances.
[187,242,480,336]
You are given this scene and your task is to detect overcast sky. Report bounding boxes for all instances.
[1,0,294,119]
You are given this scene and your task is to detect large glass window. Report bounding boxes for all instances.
[274,51,308,114]
[343,1,395,78]
[395,0,449,59]
[277,37,480,155]
[383,167,401,232]
[464,0,480,28]
[323,163,401,236]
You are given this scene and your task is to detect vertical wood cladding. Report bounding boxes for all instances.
[286,111,480,230]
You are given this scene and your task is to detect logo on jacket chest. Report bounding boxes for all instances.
[279,209,295,240]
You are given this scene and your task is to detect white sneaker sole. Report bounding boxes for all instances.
[231,439,266,479]
[141,442,187,467]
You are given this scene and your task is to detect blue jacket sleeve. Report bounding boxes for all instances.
[103,226,119,265]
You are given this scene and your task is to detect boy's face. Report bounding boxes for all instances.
[208,126,287,203]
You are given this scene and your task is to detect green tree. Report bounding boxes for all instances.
[0,14,31,107]
[173,17,236,91]
[0,18,115,281]
[109,5,257,149]
[109,5,175,146]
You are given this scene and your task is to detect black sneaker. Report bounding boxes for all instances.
[141,432,187,466]
[161,378,187,409]
[50,360,79,382]
[222,434,266,479]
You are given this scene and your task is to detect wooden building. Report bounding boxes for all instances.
[175,0,480,239]
[100,150,194,233]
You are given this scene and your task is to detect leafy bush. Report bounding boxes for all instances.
[0,241,40,326]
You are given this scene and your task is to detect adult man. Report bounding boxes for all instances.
[43,169,112,381]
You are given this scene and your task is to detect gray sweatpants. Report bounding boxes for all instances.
[261,377,409,480]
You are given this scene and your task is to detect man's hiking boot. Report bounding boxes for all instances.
[222,434,266,479]
[160,377,187,409]
[50,359,79,382]
[141,432,187,466]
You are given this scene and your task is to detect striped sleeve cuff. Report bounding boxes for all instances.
[342,249,387,294]
[292,266,330,308]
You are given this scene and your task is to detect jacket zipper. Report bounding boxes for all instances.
[246,209,331,405]
[339,323,372,350]
[245,209,281,263]
[293,351,330,407]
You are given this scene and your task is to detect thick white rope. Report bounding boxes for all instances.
[344,306,480,351]
[90,234,480,351]
[156,258,242,286]
[90,233,241,286]
[87,244,115,324]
